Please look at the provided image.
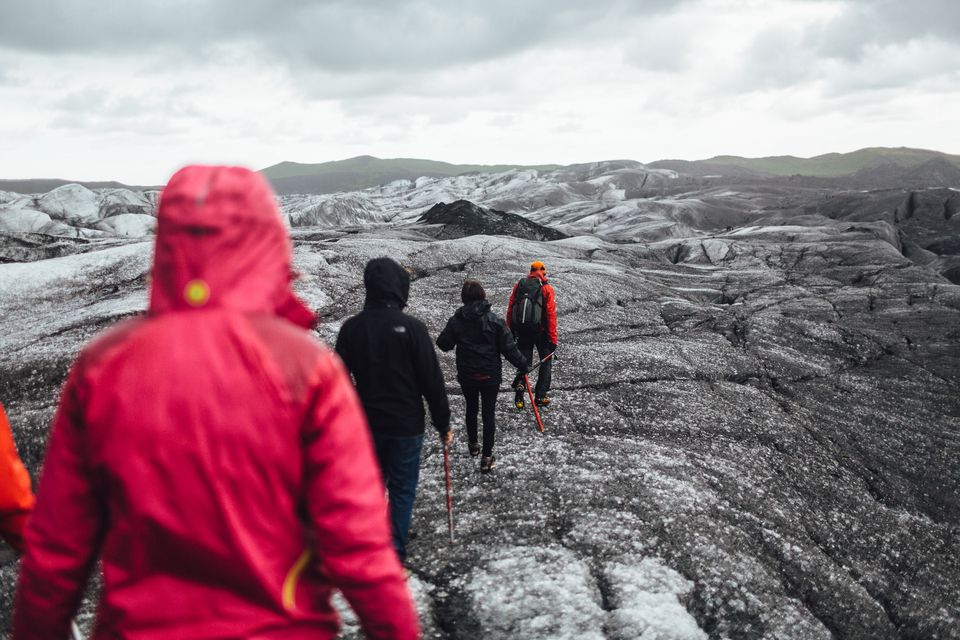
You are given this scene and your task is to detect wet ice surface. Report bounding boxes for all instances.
[2,194,960,638]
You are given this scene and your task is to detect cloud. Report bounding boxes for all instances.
[689,0,960,99]
[0,0,681,71]
[739,26,820,91]
[48,88,201,137]
[0,0,958,183]
[808,0,960,61]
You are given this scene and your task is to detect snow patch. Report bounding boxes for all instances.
[604,558,706,639]
[332,573,441,639]
[701,239,731,264]
[466,545,606,639]
[0,241,150,298]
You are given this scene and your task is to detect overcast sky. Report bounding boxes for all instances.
[1,0,958,183]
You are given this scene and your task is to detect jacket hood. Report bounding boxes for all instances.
[457,299,491,321]
[363,257,410,309]
[529,271,549,284]
[149,165,314,328]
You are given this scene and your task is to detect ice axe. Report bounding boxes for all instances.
[523,373,545,433]
[442,441,454,542]
[528,349,556,373]
[517,349,556,433]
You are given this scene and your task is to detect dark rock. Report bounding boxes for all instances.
[417,199,569,241]
[0,232,92,262]
[925,235,960,256]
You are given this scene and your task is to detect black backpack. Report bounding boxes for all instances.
[510,277,544,335]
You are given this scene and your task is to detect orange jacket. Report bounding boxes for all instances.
[506,271,558,345]
[0,402,35,552]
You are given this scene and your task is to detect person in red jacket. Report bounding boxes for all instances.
[13,166,418,640]
[0,402,35,553]
[505,260,558,408]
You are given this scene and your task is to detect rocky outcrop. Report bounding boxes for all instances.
[811,188,960,284]
[0,185,158,240]
[280,192,391,227]
[847,157,960,189]
[0,232,99,263]
[417,199,569,241]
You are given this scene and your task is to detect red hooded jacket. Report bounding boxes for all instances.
[505,270,558,345]
[13,166,418,640]
[0,402,35,553]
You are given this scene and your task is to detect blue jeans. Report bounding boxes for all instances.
[371,432,424,562]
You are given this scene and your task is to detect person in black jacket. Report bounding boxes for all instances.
[437,279,528,473]
[335,257,452,562]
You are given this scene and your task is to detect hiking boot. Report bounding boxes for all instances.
[480,455,496,473]
[535,395,551,407]
[515,392,525,410]
[468,441,481,457]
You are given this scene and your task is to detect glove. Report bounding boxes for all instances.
[548,343,557,355]
[440,429,453,446]
[513,373,526,392]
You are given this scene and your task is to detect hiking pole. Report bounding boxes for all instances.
[523,373,545,433]
[70,619,85,640]
[528,350,557,374]
[443,441,454,543]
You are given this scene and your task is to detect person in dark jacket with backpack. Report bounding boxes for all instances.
[336,257,452,562]
[506,260,558,408]
[437,280,528,473]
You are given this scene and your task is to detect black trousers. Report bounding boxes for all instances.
[515,333,553,399]
[463,385,499,457]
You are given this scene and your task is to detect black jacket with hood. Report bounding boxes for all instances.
[335,258,451,437]
[436,300,528,386]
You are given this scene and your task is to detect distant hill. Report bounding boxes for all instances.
[260,155,561,195]
[660,147,960,178]
[5,148,958,197]
[0,178,161,194]
[842,157,960,189]
[645,159,772,179]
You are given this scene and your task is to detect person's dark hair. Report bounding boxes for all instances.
[461,279,486,304]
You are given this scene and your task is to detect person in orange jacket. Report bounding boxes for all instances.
[505,260,558,407]
[0,402,35,553]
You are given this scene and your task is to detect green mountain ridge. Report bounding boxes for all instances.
[698,147,960,177]
[261,155,561,179]
[261,148,960,196]
[2,148,956,197]
[259,155,562,194]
